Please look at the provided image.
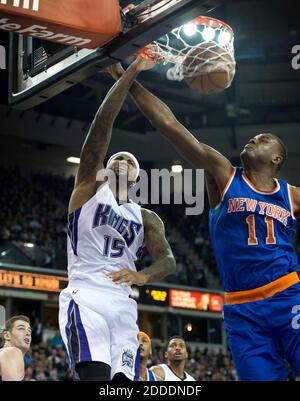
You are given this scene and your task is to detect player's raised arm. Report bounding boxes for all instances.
[69,57,151,213]
[107,209,176,286]
[107,64,233,195]
[0,348,25,381]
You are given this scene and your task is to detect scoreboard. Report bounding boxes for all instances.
[0,265,224,313]
[135,285,224,313]
[0,269,68,293]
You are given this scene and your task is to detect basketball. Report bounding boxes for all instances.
[2,0,299,386]
[183,43,236,95]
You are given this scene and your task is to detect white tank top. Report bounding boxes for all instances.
[157,364,196,381]
[67,183,144,296]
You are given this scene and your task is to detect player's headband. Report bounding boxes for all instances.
[138,331,151,343]
[106,151,140,181]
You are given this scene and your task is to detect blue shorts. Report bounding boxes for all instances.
[223,282,300,381]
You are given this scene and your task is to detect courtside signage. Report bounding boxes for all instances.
[0,17,92,46]
[0,269,68,293]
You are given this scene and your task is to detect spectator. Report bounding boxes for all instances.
[49,330,65,349]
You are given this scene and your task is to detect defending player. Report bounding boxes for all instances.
[108,62,300,381]
[138,331,157,381]
[151,336,195,381]
[0,315,32,381]
[58,57,176,382]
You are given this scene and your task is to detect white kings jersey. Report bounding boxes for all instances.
[156,364,196,381]
[66,182,144,296]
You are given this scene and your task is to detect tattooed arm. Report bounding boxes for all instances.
[106,63,233,207]
[68,57,150,213]
[140,208,177,283]
[107,209,176,286]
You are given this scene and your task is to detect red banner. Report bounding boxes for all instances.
[0,0,120,48]
[170,289,224,312]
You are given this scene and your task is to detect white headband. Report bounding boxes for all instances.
[106,151,140,180]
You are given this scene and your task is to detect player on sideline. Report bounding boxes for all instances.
[0,315,32,381]
[58,57,176,382]
[138,331,157,381]
[108,62,300,381]
[151,336,195,381]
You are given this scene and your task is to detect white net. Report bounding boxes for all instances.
[139,17,236,83]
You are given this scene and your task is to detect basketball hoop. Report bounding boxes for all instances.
[137,15,236,84]
[136,43,168,64]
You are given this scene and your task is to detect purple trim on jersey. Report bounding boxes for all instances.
[73,207,82,256]
[67,213,73,242]
[65,300,75,370]
[67,207,82,256]
[74,302,92,362]
[134,345,140,381]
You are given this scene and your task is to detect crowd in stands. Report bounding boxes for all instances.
[24,328,298,381]
[1,164,299,381]
[25,320,239,381]
[0,166,299,288]
[0,166,217,287]
[0,166,71,269]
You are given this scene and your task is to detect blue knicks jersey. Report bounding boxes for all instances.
[209,167,299,292]
[147,368,156,381]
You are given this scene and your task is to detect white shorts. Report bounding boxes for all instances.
[59,285,140,380]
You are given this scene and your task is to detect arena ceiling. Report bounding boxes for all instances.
[0,0,299,173]
[30,0,300,134]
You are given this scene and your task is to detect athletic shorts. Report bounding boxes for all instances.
[223,281,300,381]
[59,285,140,380]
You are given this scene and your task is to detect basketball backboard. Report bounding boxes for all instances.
[2,0,222,109]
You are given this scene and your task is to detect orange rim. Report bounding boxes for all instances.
[188,16,234,40]
[136,43,164,64]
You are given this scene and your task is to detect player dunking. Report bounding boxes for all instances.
[108,62,300,381]
[58,57,176,381]
[0,315,32,381]
[151,336,195,381]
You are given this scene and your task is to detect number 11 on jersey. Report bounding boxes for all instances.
[246,215,276,245]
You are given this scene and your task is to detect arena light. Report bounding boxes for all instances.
[202,26,215,42]
[183,23,197,37]
[24,243,35,248]
[218,30,231,46]
[67,156,80,164]
[186,323,193,332]
[171,164,183,173]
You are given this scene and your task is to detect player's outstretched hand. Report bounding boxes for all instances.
[132,56,156,71]
[100,63,125,80]
[106,268,147,286]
